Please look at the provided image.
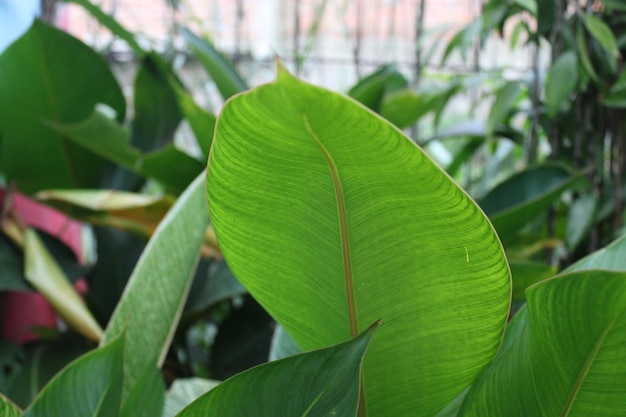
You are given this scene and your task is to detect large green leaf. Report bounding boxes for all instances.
[0,20,125,193]
[177,323,377,417]
[22,333,124,417]
[459,270,626,416]
[101,173,209,407]
[206,67,511,417]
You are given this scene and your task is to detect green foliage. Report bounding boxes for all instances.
[1,2,626,417]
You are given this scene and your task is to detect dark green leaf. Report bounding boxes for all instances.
[131,53,182,152]
[23,333,124,417]
[479,164,586,240]
[576,22,601,83]
[51,108,204,193]
[101,173,209,409]
[210,298,274,380]
[0,21,125,193]
[537,0,556,36]
[583,14,619,64]
[177,323,378,417]
[2,334,91,409]
[181,28,248,101]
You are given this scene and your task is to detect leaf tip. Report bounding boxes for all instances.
[275,57,294,81]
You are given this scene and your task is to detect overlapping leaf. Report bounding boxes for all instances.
[207,66,510,417]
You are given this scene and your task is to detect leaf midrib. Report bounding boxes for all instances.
[560,310,622,417]
[302,114,358,338]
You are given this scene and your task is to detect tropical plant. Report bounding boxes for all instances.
[1,1,626,416]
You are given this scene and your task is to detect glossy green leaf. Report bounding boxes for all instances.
[101,173,209,407]
[24,229,103,342]
[177,323,377,417]
[181,28,248,101]
[459,270,626,416]
[348,64,408,111]
[207,67,510,417]
[23,333,124,417]
[0,394,21,417]
[162,378,218,417]
[0,20,125,193]
[52,108,204,193]
[479,164,586,240]
[545,50,578,116]
[509,261,557,302]
[487,81,523,135]
[37,189,174,237]
[583,14,619,64]
[64,0,143,56]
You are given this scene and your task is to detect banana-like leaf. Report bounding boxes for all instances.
[0,394,21,417]
[207,66,511,417]
[22,333,124,417]
[459,270,626,416]
[177,323,377,417]
[101,173,209,407]
[24,229,103,342]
